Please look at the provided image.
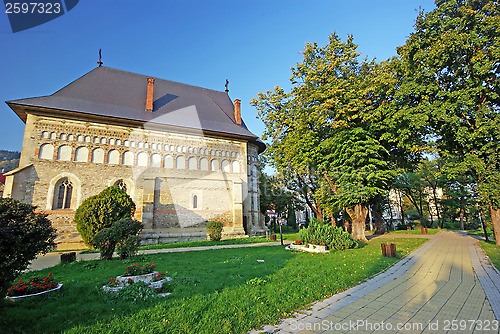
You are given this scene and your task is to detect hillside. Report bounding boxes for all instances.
[0,150,20,173]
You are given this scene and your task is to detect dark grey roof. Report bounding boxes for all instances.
[7,66,260,141]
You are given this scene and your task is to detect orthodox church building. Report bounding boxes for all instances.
[3,66,265,247]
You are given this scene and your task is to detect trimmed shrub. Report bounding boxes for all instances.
[74,186,135,247]
[206,221,223,241]
[94,218,142,260]
[0,198,56,296]
[117,235,141,259]
[298,219,357,251]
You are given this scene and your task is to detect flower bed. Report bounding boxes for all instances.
[6,273,62,299]
[286,243,330,254]
[103,262,172,295]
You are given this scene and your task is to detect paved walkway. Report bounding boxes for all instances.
[28,241,287,271]
[253,231,500,333]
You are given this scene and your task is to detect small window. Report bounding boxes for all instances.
[193,195,198,209]
[114,179,127,193]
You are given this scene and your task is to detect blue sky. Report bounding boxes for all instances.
[0,0,436,152]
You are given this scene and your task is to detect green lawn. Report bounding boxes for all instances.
[0,238,426,334]
[478,241,500,271]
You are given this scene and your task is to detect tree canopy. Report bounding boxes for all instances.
[254,0,499,243]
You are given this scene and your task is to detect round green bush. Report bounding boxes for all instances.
[94,218,142,260]
[74,186,135,247]
[206,221,223,241]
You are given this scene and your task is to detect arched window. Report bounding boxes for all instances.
[114,179,127,193]
[39,144,54,160]
[54,177,73,209]
[193,195,198,209]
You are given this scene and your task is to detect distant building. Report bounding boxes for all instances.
[4,66,266,247]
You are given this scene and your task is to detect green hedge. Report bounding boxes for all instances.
[298,219,357,250]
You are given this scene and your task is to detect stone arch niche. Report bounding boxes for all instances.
[122,151,134,166]
[164,155,173,168]
[211,159,220,171]
[57,145,72,161]
[107,149,120,165]
[176,156,185,169]
[232,160,241,173]
[92,148,105,164]
[39,143,54,160]
[137,152,148,167]
[74,146,88,162]
[221,160,230,173]
[150,153,162,168]
[200,158,209,171]
[188,157,197,170]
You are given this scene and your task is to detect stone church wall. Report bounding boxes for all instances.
[5,113,257,247]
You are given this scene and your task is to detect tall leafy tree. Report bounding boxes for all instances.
[397,0,500,243]
[253,34,397,241]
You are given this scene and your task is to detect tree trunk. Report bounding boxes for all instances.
[459,203,465,230]
[398,190,405,227]
[388,198,394,230]
[374,207,386,234]
[346,204,368,242]
[432,187,442,228]
[368,206,373,231]
[490,205,500,246]
[330,211,336,226]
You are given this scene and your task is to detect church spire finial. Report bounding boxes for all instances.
[225,79,229,93]
[97,49,103,67]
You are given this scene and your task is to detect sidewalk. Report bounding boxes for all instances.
[28,241,287,271]
[253,231,500,333]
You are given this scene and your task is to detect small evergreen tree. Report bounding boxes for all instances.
[0,198,56,296]
[74,186,135,247]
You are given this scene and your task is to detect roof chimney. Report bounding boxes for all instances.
[145,77,155,111]
[233,99,242,125]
